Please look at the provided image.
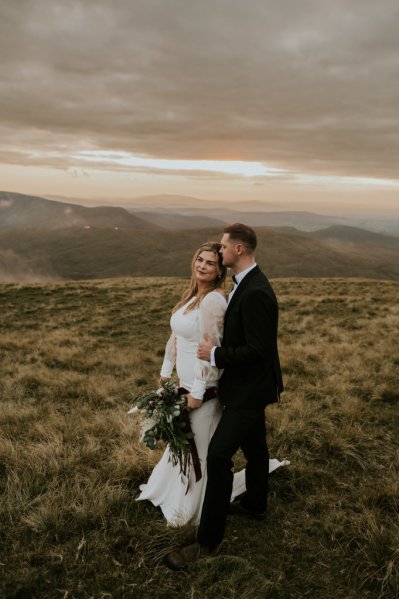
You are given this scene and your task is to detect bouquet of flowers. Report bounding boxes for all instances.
[128,380,194,473]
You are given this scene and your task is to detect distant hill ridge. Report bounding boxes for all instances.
[310,225,399,248]
[2,191,398,236]
[1,191,398,281]
[120,194,399,236]
[134,211,226,229]
[0,191,157,230]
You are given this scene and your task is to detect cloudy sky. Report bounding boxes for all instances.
[0,0,398,213]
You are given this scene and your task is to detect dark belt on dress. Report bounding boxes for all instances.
[176,386,218,488]
[177,386,217,402]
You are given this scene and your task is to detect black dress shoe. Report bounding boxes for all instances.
[228,500,266,520]
[164,543,215,570]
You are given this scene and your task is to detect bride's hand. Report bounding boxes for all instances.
[159,376,170,385]
[186,394,203,410]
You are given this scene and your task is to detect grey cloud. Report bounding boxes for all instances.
[0,0,399,179]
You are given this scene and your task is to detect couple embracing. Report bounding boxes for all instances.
[137,223,284,569]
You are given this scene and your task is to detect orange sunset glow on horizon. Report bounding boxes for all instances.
[0,0,398,217]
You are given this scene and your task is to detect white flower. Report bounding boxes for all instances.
[156,388,164,397]
[127,406,139,414]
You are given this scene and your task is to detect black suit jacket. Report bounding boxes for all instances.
[215,265,283,410]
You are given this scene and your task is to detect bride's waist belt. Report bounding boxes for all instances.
[177,387,217,402]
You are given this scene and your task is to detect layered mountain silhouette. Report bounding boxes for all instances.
[0,191,398,281]
[310,225,399,248]
[122,194,399,236]
[0,191,157,230]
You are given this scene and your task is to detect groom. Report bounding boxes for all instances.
[166,223,283,569]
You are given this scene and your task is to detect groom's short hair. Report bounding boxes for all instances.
[224,223,257,253]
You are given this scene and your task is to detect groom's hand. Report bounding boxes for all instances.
[197,332,213,361]
[186,394,203,410]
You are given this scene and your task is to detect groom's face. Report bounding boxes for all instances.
[219,234,239,268]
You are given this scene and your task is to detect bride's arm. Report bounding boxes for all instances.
[190,292,226,401]
[159,332,176,379]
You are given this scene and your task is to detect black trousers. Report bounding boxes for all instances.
[197,407,269,548]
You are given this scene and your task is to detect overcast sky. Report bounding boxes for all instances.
[0,0,398,213]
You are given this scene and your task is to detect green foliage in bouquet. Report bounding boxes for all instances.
[133,380,194,469]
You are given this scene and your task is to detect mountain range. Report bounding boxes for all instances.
[0,191,398,281]
[123,195,399,237]
[44,192,399,236]
[0,191,156,230]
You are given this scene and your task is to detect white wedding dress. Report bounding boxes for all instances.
[136,291,288,526]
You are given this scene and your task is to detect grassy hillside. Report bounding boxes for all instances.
[0,277,398,598]
[310,226,399,248]
[1,226,398,282]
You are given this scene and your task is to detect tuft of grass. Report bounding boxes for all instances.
[0,277,398,598]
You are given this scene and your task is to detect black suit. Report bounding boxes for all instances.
[197,265,283,548]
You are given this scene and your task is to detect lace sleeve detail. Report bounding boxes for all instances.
[190,292,227,400]
[160,332,176,378]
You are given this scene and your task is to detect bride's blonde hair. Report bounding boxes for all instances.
[172,241,227,313]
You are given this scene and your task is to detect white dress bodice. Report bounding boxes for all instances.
[160,291,227,399]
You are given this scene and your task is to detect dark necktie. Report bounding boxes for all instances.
[232,275,237,284]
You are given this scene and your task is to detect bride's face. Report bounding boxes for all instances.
[194,250,220,286]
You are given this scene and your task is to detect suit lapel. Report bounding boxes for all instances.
[224,265,260,320]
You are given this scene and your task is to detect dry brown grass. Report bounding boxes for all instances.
[0,277,398,598]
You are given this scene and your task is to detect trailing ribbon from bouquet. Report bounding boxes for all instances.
[177,386,217,490]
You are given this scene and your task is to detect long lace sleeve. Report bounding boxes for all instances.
[160,332,176,378]
[190,292,227,400]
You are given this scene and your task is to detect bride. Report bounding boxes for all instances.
[136,241,286,526]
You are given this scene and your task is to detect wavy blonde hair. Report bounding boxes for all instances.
[172,241,227,313]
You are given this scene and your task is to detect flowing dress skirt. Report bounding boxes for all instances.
[137,398,289,526]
